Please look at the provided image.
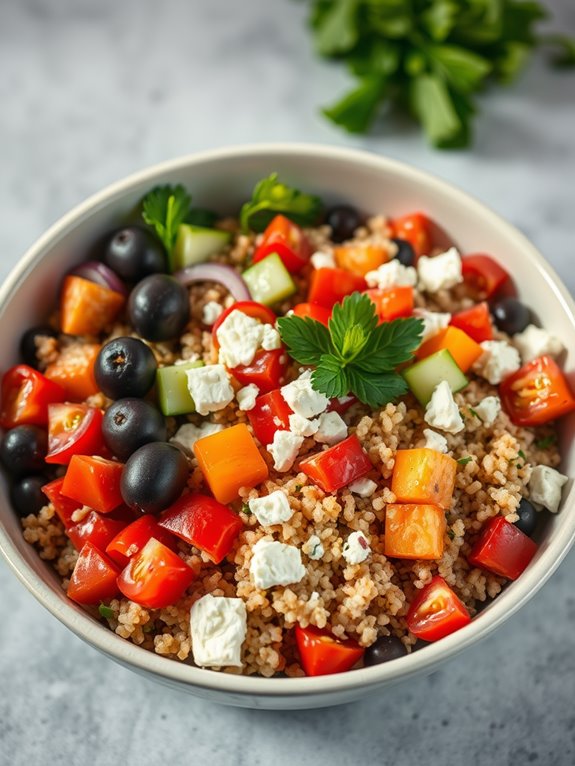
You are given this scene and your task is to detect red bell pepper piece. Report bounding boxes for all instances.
[0,365,65,429]
[308,268,367,308]
[45,403,104,465]
[406,576,471,642]
[450,302,494,343]
[117,537,196,609]
[468,516,538,580]
[42,476,81,528]
[292,302,332,326]
[390,212,433,258]
[230,349,289,394]
[499,355,575,427]
[295,624,364,676]
[461,254,513,300]
[252,214,312,274]
[365,286,414,322]
[67,542,121,605]
[158,493,244,564]
[67,511,127,552]
[105,515,177,567]
[300,435,372,493]
[247,389,293,446]
[62,455,124,514]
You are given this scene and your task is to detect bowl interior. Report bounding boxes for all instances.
[1,145,574,706]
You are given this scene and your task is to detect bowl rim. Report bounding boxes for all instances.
[2,141,575,698]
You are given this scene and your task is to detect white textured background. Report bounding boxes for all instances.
[1,1,575,764]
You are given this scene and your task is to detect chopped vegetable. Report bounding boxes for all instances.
[415,326,483,373]
[300,434,372,493]
[247,389,293,446]
[385,503,446,560]
[0,365,65,430]
[42,476,81,528]
[62,455,124,514]
[293,302,332,326]
[45,342,101,401]
[307,267,366,308]
[461,254,512,300]
[67,511,127,553]
[243,253,297,306]
[406,576,471,641]
[240,173,323,232]
[60,276,125,336]
[156,360,204,416]
[172,224,231,271]
[499,355,575,426]
[365,286,414,322]
[98,603,115,620]
[450,302,493,343]
[457,456,473,466]
[105,515,177,568]
[295,624,364,676]
[67,542,121,605]
[211,301,277,352]
[391,448,457,509]
[252,214,312,274]
[230,349,289,394]
[402,348,468,406]
[334,242,388,276]
[45,403,104,465]
[468,516,537,580]
[390,213,432,258]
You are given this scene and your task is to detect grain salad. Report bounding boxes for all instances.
[2,174,573,678]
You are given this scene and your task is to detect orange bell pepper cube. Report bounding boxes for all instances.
[334,243,389,277]
[193,423,269,504]
[45,342,101,401]
[365,286,414,322]
[60,275,125,336]
[415,326,482,373]
[384,503,446,560]
[62,455,124,514]
[391,449,457,509]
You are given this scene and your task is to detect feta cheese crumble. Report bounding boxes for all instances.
[186,364,234,416]
[202,301,224,326]
[261,324,282,351]
[424,381,464,434]
[314,411,348,445]
[365,259,417,290]
[417,248,463,293]
[348,477,378,497]
[236,384,259,411]
[473,396,501,427]
[216,310,279,367]
[170,422,224,453]
[414,308,452,343]
[473,341,521,385]
[302,535,324,560]
[248,490,294,527]
[288,413,319,437]
[190,594,247,668]
[423,428,448,453]
[249,539,306,589]
[281,370,329,419]
[342,531,371,565]
[267,430,304,472]
[528,465,568,513]
[513,324,565,363]
[311,251,336,270]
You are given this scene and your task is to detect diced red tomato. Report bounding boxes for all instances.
[158,493,244,564]
[450,302,493,343]
[308,268,367,308]
[295,624,364,676]
[0,365,65,429]
[390,212,433,258]
[67,511,127,552]
[499,355,575,426]
[247,389,293,446]
[365,286,414,322]
[61,455,124,514]
[252,215,311,274]
[406,576,471,642]
[212,301,276,351]
[230,349,288,394]
[293,303,332,326]
[105,515,177,568]
[461,254,513,300]
[300,435,372,493]
[45,403,104,465]
[117,537,196,609]
[468,516,538,580]
[42,477,81,528]
[67,542,121,605]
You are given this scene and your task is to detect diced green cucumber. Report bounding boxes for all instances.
[402,349,468,406]
[242,253,296,306]
[172,224,231,271]
[156,360,204,416]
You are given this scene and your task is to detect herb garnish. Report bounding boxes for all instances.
[535,435,556,450]
[142,184,192,253]
[241,502,252,516]
[468,407,480,420]
[278,292,423,408]
[240,173,323,232]
[98,603,114,620]
[457,456,473,466]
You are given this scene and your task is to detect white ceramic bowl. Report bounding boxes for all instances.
[1,144,574,709]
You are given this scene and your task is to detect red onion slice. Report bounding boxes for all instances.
[70,261,128,296]
[174,263,251,301]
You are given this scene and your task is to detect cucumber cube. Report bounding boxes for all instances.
[403,349,468,406]
[242,253,296,306]
[156,360,204,416]
[172,224,231,271]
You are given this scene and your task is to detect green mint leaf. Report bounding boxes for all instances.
[312,355,349,399]
[421,1,460,42]
[314,0,360,56]
[457,456,473,465]
[354,317,424,374]
[535,434,557,449]
[329,293,378,356]
[99,603,114,620]
[141,184,191,254]
[428,45,491,94]
[346,367,408,408]
[240,173,323,232]
[322,75,386,134]
[409,74,464,147]
[277,314,333,366]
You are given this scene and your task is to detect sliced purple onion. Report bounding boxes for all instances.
[70,260,128,296]
[174,263,250,301]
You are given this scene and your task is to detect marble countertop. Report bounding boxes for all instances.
[1,1,575,763]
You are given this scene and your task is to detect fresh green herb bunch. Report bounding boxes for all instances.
[309,0,575,147]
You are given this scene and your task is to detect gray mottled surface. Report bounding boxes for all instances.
[1,1,575,764]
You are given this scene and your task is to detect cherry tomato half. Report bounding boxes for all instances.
[62,455,124,514]
[461,254,513,300]
[0,365,65,430]
[390,212,433,259]
[67,511,128,552]
[106,515,177,568]
[295,624,364,676]
[45,403,104,465]
[450,302,493,343]
[406,576,471,642]
[308,268,367,309]
[67,541,121,605]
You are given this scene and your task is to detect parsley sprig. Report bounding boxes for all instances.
[240,173,323,232]
[142,184,192,253]
[278,292,423,408]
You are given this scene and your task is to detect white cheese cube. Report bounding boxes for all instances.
[342,531,371,564]
[314,411,348,445]
[365,260,417,290]
[261,324,282,351]
[302,535,324,560]
[311,251,336,270]
[513,324,565,363]
[413,309,452,343]
[348,477,378,497]
[248,490,294,527]
[186,364,234,416]
[170,422,224,453]
[417,248,463,293]
[267,430,304,472]
[288,413,319,437]
[190,594,247,668]
[249,539,306,589]
[473,341,521,385]
[216,309,265,368]
[237,384,259,411]
[423,428,448,453]
[474,396,501,427]
[424,380,464,434]
[202,301,224,326]
[281,370,329,418]
[528,465,568,513]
